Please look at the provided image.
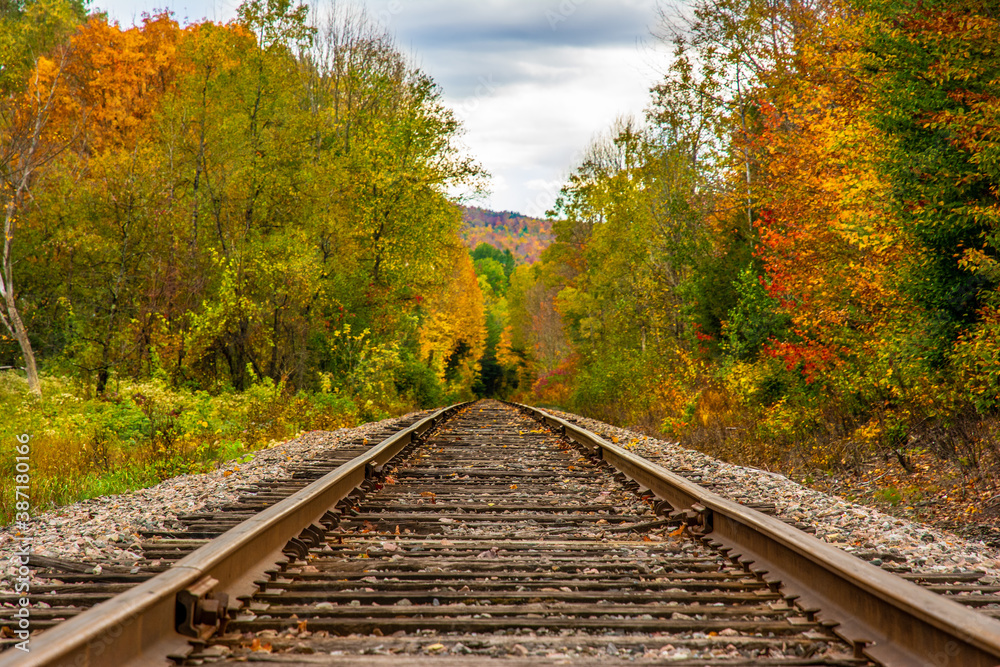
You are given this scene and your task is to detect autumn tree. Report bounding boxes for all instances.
[0,0,82,395]
[863,0,1000,363]
[501,262,569,395]
[1,0,483,405]
[418,243,485,397]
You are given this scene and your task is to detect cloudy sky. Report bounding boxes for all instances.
[95,0,668,216]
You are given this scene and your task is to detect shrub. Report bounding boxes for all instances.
[0,370,371,525]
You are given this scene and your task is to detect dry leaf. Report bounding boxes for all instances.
[250,638,272,653]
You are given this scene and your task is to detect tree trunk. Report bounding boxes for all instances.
[95,338,111,396]
[0,49,71,399]
[3,196,41,397]
[4,297,41,397]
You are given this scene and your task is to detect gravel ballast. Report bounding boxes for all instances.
[0,411,426,586]
[550,409,1000,583]
[4,404,1000,589]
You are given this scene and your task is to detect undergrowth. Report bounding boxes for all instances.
[534,359,1000,522]
[0,371,406,525]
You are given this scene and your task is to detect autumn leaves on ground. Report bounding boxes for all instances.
[2,0,1000,539]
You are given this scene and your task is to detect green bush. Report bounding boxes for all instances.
[0,370,373,525]
[395,352,445,408]
[722,266,790,362]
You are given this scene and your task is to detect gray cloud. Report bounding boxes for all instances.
[375,0,659,97]
[368,1,664,212]
[381,0,656,49]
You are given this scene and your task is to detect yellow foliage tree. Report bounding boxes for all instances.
[418,245,485,396]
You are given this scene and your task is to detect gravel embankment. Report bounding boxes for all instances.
[551,409,1000,583]
[0,412,425,586]
[4,405,999,589]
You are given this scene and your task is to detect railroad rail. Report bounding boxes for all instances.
[2,400,1000,665]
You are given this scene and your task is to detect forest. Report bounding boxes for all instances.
[0,0,489,518]
[2,0,1000,525]
[497,0,1000,520]
[461,206,552,264]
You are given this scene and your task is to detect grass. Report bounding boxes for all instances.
[0,371,387,525]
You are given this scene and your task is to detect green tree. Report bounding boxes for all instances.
[470,245,513,397]
[473,256,506,297]
[864,0,1000,361]
[472,242,514,280]
[721,266,789,361]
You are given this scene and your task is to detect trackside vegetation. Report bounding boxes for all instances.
[497,0,1000,518]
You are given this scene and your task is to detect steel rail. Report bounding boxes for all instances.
[2,403,467,667]
[516,402,1000,667]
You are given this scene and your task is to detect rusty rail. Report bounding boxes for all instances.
[1,403,466,667]
[516,402,1000,667]
[9,400,1000,666]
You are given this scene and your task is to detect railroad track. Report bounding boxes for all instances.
[0,414,433,642]
[3,400,1000,666]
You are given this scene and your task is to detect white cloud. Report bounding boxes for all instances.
[448,43,660,212]
[380,1,667,214]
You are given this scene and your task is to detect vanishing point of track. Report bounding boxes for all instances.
[3,400,1000,666]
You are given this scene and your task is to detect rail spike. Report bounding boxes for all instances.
[176,576,229,640]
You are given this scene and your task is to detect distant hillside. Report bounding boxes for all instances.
[460,206,553,264]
